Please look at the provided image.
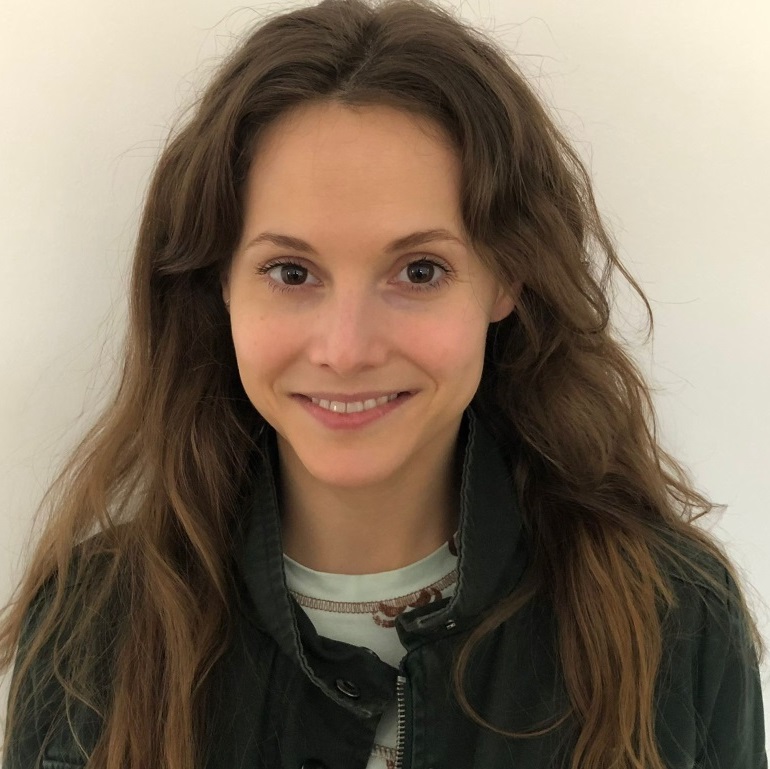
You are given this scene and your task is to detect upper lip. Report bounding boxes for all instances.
[297,391,411,403]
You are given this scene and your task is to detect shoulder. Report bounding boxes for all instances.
[654,527,744,602]
[29,527,125,621]
[20,529,117,626]
[14,525,130,700]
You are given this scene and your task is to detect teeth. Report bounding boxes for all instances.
[310,393,401,413]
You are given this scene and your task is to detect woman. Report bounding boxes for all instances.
[1,0,765,767]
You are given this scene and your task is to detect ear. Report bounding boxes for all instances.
[489,279,522,323]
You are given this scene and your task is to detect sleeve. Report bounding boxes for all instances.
[695,567,767,769]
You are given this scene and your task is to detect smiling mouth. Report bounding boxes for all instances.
[296,391,413,414]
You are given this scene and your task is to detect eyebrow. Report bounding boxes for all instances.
[241,228,467,256]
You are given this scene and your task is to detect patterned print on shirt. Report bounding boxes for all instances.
[289,570,458,628]
[372,743,397,769]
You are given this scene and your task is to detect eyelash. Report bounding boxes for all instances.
[255,257,454,295]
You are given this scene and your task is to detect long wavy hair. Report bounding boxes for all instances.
[1,1,763,767]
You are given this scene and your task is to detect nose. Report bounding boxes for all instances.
[307,285,388,375]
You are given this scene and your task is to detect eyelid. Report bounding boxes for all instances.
[256,256,321,280]
[414,255,452,274]
[257,251,452,268]
[256,256,319,275]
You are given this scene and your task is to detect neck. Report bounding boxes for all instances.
[277,436,461,575]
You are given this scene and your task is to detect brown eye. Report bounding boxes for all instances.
[280,264,308,285]
[406,261,435,283]
[257,259,321,291]
[395,259,451,293]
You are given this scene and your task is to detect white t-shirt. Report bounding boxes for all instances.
[283,539,459,769]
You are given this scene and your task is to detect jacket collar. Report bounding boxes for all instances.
[394,407,529,640]
[233,406,529,714]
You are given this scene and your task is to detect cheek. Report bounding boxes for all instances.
[409,312,488,382]
[230,311,301,377]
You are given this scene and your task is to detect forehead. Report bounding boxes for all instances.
[240,103,465,244]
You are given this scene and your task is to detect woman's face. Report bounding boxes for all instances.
[224,101,517,490]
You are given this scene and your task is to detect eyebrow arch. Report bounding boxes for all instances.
[241,228,467,256]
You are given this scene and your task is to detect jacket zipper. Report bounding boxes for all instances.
[395,673,407,769]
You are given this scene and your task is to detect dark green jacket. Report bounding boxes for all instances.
[4,409,767,768]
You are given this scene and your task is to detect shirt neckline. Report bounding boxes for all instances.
[283,538,458,604]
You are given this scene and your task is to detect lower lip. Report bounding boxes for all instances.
[293,393,414,430]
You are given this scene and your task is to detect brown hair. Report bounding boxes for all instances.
[1,1,763,767]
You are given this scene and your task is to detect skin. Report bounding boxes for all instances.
[223,101,520,574]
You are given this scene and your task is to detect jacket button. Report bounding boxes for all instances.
[300,761,328,769]
[335,678,360,698]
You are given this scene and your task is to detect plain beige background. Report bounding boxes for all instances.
[2,0,768,744]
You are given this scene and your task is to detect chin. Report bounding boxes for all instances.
[300,456,401,490]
